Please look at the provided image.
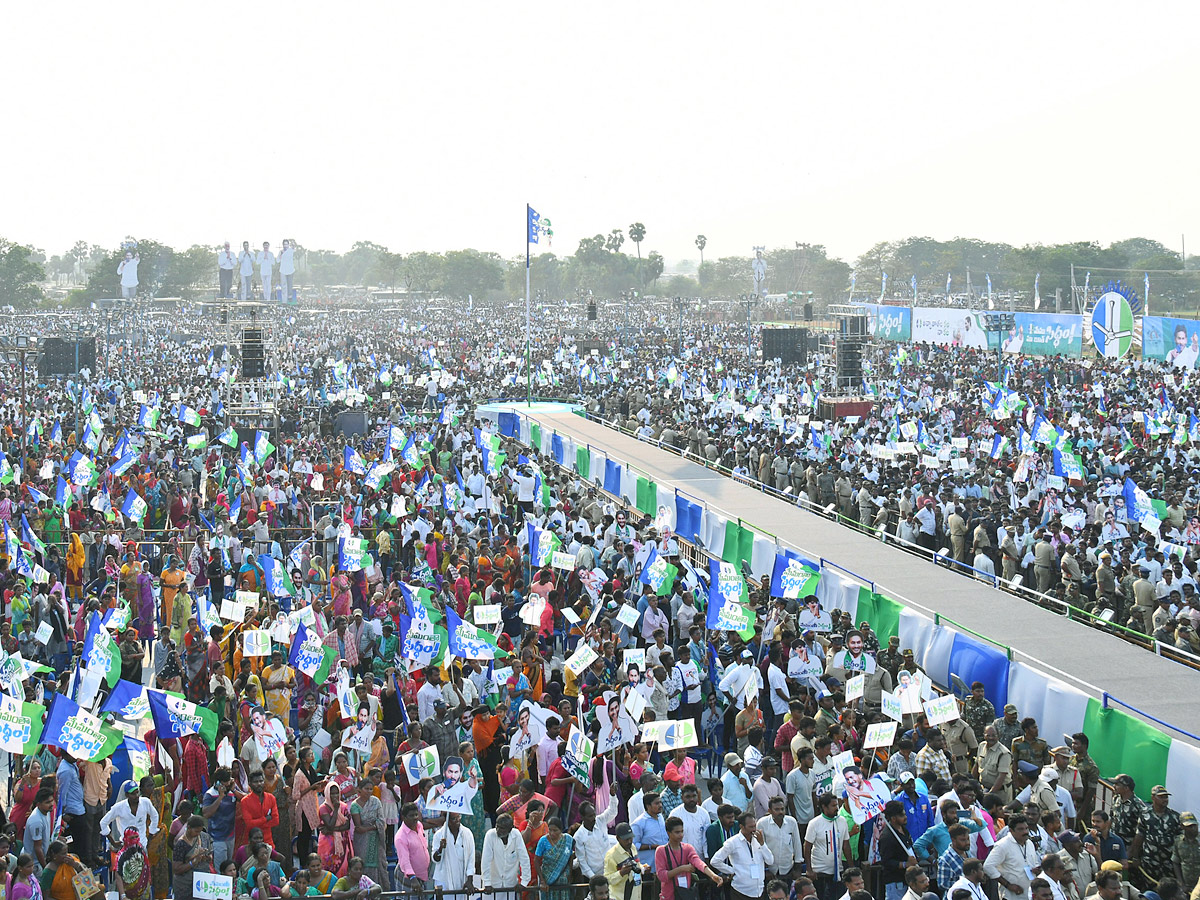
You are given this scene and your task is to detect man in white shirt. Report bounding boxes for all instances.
[758,796,803,881]
[983,814,1042,900]
[256,241,275,301]
[574,797,619,879]
[431,812,476,891]
[117,250,139,299]
[217,242,236,298]
[675,785,714,860]
[238,240,255,300]
[711,810,775,900]
[278,238,296,301]
[946,859,988,900]
[99,780,160,854]
[481,814,531,900]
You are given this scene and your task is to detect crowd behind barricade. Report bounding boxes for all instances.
[0,302,1193,900]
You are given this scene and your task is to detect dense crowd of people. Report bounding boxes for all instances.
[0,298,1192,900]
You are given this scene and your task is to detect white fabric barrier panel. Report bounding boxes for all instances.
[704,513,728,555]
[898,608,939,664]
[620,468,637,506]
[1005,661,1090,744]
[519,417,532,446]
[919,626,957,689]
[590,451,607,488]
[1166,742,1200,821]
[817,570,861,623]
[750,535,776,581]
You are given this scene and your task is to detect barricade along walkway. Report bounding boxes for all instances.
[530,409,1200,746]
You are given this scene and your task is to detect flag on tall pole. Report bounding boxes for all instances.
[526,204,541,408]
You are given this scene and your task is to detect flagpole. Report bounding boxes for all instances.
[526,204,532,409]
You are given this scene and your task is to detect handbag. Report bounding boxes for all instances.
[72,866,103,900]
[665,846,698,900]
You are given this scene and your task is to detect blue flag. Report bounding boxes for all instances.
[445,608,496,660]
[769,551,821,599]
[344,446,367,475]
[528,206,542,244]
[100,679,150,719]
[42,693,121,761]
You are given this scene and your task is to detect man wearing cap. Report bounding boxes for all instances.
[941,706,979,777]
[753,757,787,819]
[605,822,650,900]
[1050,746,1083,808]
[1071,733,1101,821]
[1010,717,1051,782]
[1171,811,1200,892]
[961,682,996,744]
[721,754,753,815]
[877,635,903,681]
[99,780,161,859]
[1059,830,1099,898]
[1019,767,1076,828]
[993,704,1023,750]
[1131,785,1182,884]
[977,725,1013,800]
[1109,775,1147,850]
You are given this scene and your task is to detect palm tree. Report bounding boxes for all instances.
[628,223,646,261]
[695,234,707,267]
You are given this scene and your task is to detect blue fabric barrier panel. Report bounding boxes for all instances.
[604,459,621,495]
[947,632,1010,708]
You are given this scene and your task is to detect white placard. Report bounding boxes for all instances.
[219,599,246,622]
[235,590,259,606]
[624,688,647,722]
[622,648,646,671]
[881,689,903,722]
[845,673,865,702]
[565,644,598,676]
[34,621,53,645]
[551,551,577,570]
[561,607,581,625]
[243,630,272,657]
[615,604,641,629]
[863,721,898,749]
[193,873,234,900]
[473,604,501,625]
[923,694,961,726]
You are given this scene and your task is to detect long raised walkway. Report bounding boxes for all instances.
[530,410,1200,747]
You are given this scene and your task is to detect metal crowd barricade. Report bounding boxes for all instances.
[579,411,1200,675]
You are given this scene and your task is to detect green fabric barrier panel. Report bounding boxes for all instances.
[636,477,657,516]
[1082,698,1171,801]
[737,524,755,570]
[856,589,902,643]
[576,447,590,479]
[721,521,741,564]
[531,424,542,454]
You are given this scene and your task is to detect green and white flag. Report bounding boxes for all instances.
[0,695,46,755]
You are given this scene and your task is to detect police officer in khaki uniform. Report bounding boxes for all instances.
[942,708,980,776]
[977,725,1013,801]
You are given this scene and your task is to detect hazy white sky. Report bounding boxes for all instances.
[5,3,1198,265]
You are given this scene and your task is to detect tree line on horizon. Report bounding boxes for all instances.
[0,231,1195,310]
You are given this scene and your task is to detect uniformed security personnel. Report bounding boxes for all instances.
[1010,717,1050,781]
